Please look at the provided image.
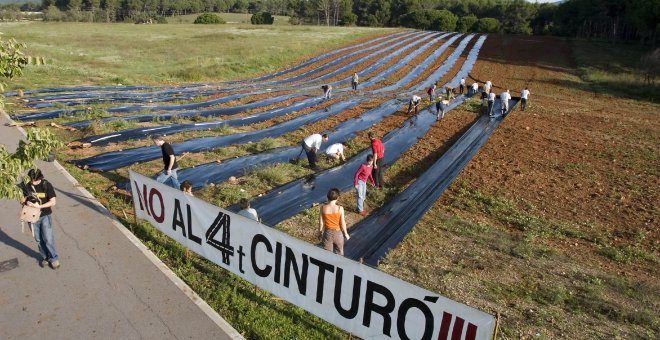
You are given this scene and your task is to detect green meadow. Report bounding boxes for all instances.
[0,20,394,89]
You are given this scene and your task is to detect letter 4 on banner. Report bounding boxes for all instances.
[130,171,496,339]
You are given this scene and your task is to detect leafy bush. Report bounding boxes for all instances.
[457,15,478,32]
[42,5,63,22]
[339,13,357,26]
[475,17,501,33]
[250,12,274,25]
[194,13,225,24]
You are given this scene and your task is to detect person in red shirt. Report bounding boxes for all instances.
[354,154,376,216]
[368,131,385,188]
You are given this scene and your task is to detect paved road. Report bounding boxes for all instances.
[0,112,242,340]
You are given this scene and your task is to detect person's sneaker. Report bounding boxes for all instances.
[40,259,48,268]
[50,260,60,269]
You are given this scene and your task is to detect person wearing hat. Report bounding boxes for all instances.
[23,168,60,269]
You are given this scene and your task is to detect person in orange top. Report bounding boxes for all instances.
[319,188,349,255]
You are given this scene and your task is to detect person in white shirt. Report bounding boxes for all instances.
[302,133,329,170]
[459,77,466,94]
[500,89,511,116]
[520,87,530,111]
[407,95,422,115]
[237,198,259,222]
[471,82,479,95]
[325,142,346,162]
[352,73,359,91]
[484,80,492,94]
[488,91,497,117]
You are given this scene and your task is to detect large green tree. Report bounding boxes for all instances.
[0,37,61,200]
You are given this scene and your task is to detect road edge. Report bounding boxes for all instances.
[3,111,244,340]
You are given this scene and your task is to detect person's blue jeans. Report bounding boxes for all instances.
[156,169,181,189]
[32,214,58,262]
[488,100,494,116]
[356,180,367,212]
[521,98,527,111]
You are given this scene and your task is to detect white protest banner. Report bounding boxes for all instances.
[130,171,495,339]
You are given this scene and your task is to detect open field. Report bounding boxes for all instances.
[3,22,659,339]
[0,21,394,87]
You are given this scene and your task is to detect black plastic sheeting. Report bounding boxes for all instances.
[21,32,428,123]
[254,31,421,86]
[15,32,416,113]
[345,100,518,265]
[242,32,484,225]
[66,92,300,129]
[73,97,373,171]
[79,98,359,146]
[111,33,479,193]
[23,87,218,109]
[294,31,433,87]
[15,90,246,121]
[377,34,475,93]
[248,31,409,82]
[6,31,410,98]
[71,32,452,169]
[74,32,435,145]
[228,35,486,225]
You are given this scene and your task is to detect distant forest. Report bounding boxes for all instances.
[2,0,659,45]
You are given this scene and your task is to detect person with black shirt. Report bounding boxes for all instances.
[23,168,60,269]
[152,136,181,189]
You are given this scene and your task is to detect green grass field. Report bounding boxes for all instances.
[0,20,394,89]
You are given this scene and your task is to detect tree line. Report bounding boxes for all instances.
[1,0,658,45]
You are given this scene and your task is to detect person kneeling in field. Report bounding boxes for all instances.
[324,142,346,162]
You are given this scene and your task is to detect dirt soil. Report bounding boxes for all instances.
[370,35,658,338]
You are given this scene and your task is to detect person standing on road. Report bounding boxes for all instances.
[351,73,359,91]
[321,84,332,100]
[436,98,450,121]
[406,95,421,115]
[319,188,349,255]
[325,142,346,162]
[23,168,60,269]
[459,77,466,94]
[238,198,259,222]
[500,89,511,116]
[368,131,385,188]
[153,136,181,189]
[488,91,496,117]
[301,133,329,170]
[354,155,375,216]
[520,87,530,111]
